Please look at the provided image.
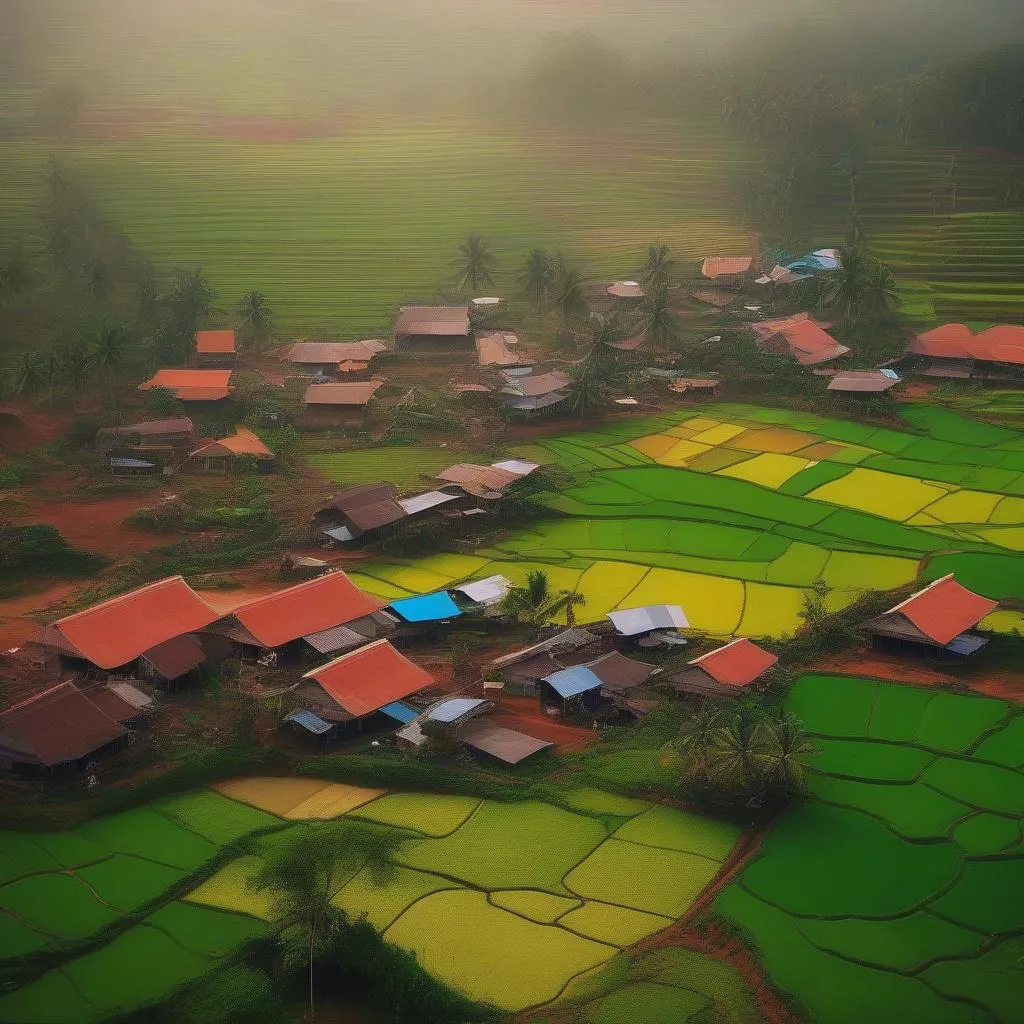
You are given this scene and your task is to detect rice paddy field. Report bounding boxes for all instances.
[0,780,741,1019]
[716,674,1024,1024]
[352,402,1024,638]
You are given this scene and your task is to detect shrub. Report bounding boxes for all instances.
[0,523,104,579]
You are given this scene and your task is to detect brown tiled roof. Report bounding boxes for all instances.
[910,324,1024,366]
[436,464,520,494]
[751,313,850,366]
[606,281,644,299]
[325,483,407,531]
[139,370,233,401]
[287,341,387,364]
[459,720,552,764]
[80,684,145,723]
[826,371,898,393]
[475,331,530,367]
[0,681,126,767]
[503,371,571,397]
[395,306,470,337]
[585,652,658,692]
[701,257,752,279]
[189,427,274,459]
[96,418,194,446]
[302,380,384,406]
[141,634,207,680]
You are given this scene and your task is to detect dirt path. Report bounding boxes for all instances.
[810,653,1024,703]
[489,693,598,752]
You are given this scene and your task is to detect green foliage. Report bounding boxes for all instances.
[0,523,104,578]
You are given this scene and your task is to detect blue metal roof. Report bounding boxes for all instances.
[543,665,603,699]
[945,634,988,656]
[284,709,334,735]
[389,591,462,623]
[428,697,487,723]
[380,701,419,724]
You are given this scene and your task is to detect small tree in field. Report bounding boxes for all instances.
[238,290,273,351]
[454,235,497,294]
[502,569,586,626]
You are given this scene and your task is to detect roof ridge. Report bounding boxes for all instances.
[3,678,78,715]
[303,637,389,677]
[55,575,208,625]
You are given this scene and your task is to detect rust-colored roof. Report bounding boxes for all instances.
[502,370,571,397]
[752,313,850,365]
[141,634,207,679]
[80,683,145,723]
[287,341,387,364]
[326,483,406,531]
[0,681,126,767]
[606,280,644,299]
[302,380,384,406]
[96,418,194,443]
[195,330,236,354]
[303,639,433,717]
[395,306,470,337]
[229,571,386,649]
[586,652,657,691]
[910,323,1024,366]
[51,576,219,670]
[437,464,520,492]
[475,331,529,367]
[701,256,752,279]
[885,574,997,645]
[689,638,778,687]
[139,369,232,401]
[826,370,898,393]
[692,289,736,308]
[189,426,274,459]
[337,360,369,373]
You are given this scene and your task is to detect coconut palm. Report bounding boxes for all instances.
[820,245,870,334]
[860,260,900,327]
[455,234,497,294]
[762,712,816,799]
[676,700,723,782]
[637,286,677,354]
[518,249,554,311]
[247,821,402,1023]
[238,290,273,351]
[640,244,673,291]
[502,570,586,626]
[552,257,587,327]
[91,322,127,384]
[58,339,95,408]
[563,362,611,417]
[706,703,775,804]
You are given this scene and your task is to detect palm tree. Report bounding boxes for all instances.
[59,339,94,408]
[861,260,900,327]
[676,701,723,782]
[502,570,587,626]
[238,290,273,351]
[455,235,496,294]
[518,249,554,312]
[820,245,870,336]
[706,703,774,805]
[11,351,44,395]
[552,257,587,327]
[91,323,127,384]
[762,712,816,799]
[638,286,677,354]
[247,821,402,1023]
[640,244,673,291]
[563,362,610,417]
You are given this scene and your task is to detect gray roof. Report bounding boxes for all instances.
[489,628,600,669]
[395,306,470,337]
[459,720,553,764]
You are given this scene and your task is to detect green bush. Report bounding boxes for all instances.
[0,524,104,579]
[0,457,38,488]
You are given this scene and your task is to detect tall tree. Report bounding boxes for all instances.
[238,290,273,351]
[637,285,677,354]
[517,248,554,312]
[58,339,94,407]
[247,822,402,1024]
[563,362,611,417]
[11,352,44,395]
[455,234,497,294]
[158,268,215,363]
[706,702,774,804]
[552,256,588,327]
[91,323,127,384]
[640,244,673,291]
[762,712,816,800]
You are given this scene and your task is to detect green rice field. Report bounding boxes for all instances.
[352,402,1024,638]
[0,782,740,1019]
[716,675,1024,1024]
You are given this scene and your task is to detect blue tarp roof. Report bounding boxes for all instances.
[380,701,419,724]
[324,525,355,543]
[428,697,487,723]
[284,709,334,735]
[389,591,462,623]
[543,665,603,699]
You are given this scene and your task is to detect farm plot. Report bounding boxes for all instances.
[716,675,1024,1024]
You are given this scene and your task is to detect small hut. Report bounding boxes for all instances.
[300,379,385,427]
[187,427,274,472]
[668,638,778,698]
[394,306,471,351]
[194,330,237,366]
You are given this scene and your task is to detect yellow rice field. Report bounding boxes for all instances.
[807,469,950,521]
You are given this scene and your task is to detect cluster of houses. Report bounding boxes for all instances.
[0,558,1001,777]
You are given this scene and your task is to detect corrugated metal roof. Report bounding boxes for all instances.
[105,681,154,710]
[607,280,644,299]
[826,371,898,393]
[190,427,274,459]
[701,256,753,279]
[454,575,511,606]
[504,391,567,411]
[459,720,552,764]
[427,697,488,723]
[585,652,658,691]
[910,323,1024,366]
[389,591,462,623]
[884,574,997,645]
[688,638,777,687]
[475,331,530,367]
[543,664,603,698]
[380,701,420,724]
[398,490,461,516]
[491,460,539,477]
[141,634,207,680]
[284,709,334,734]
[607,605,689,637]
[195,330,236,354]
[303,624,369,655]
[489,628,599,669]
[139,370,233,401]
[302,380,385,406]
[395,306,470,337]
[287,340,387,364]
[501,370,571,397]
[110,457,156,469]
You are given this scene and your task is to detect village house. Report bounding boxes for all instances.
[95,417,195,472]
[205,571,392,661]
[187,427,274,472]
[290,639,435,738]
[388,591,462,643]
[750,313,850,367]
[475,330,532,370]
[194,329,237,366]
[284,340,388,380]
[394,305,471,351]
[668,638,779,698]
[300,379,385,427]
[902,323,1024,381]
[315,482,409,544]
[0,679,152,774]
[138,369,233,402]
[606,280,645,302]
[607,605,689,648]
[487,627,603,696]
[826,369,900,396]
[700,256,753,289]
[436,459,538,499]
[29,576,220,679]
[860,575,998,661]
[501,370,571,415]
[540,651,660,717]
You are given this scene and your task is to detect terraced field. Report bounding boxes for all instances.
[716,675,1024,1024]
[353,403,1024,638]
[0,781,740,1019]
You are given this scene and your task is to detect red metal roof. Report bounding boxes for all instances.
[689,638,778,687]
[701,256,752,279]
[303,639,433,717]
[887,574,997,645]
[751,313,850,365]
[141,634,207,679]
[195,330,236,354]
[286,341,387,364]
[0,681,126,766]
[230,571,386,648]
[139,369,233,401]
[52,576,219,670]
[910,324,1024,366]
[189,427,274,459]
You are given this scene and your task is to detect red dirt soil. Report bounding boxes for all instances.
[812,652,1024,703]
[489,692,598,752]
[0,582,79,649]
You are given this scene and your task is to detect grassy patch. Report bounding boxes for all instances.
[75,807,218,871]
[0,873,119,941]
[155,790,286,843]
[145,900,268,957]
[612,806,739,859]
[558,902,672,947]
[349,793,480,837]
[75,855,186,913]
